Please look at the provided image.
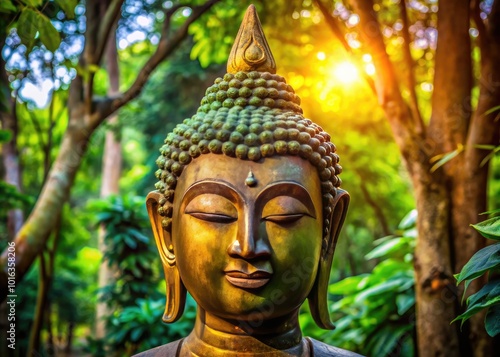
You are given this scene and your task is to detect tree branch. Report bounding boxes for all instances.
[94,0,124,67]
[429,0,471,152]
[465,0,500,155]
[349,0,401,106]
[314,0,376,93]
[471,0,488,61]
[163,3,192,39]
[26,105,47,153]
[360,182,391,237]
[346,0,425,169]
[92,0,221,126]
[399,0,424,134]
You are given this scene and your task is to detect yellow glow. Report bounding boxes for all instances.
[317,51,326,61]
[333,61,359,84]
[365,63,375,75]
[347,14,359,26]
[362,54,372,62]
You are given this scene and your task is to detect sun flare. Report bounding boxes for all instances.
[333,61,360,84]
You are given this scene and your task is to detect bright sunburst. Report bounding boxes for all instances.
[333,61,360,84]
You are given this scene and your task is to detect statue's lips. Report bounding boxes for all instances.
[224,271,272,289]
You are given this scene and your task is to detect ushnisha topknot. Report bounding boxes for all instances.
[153,5,343,247]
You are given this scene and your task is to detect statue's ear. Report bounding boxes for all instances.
[308,188,350,329]
[146,191,186,323]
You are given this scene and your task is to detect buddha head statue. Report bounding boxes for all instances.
[145,4,350,355]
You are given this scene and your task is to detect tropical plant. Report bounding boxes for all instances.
[454,212,500,337]
[87,194,196,355]
[302,210,417,356]
[107,294,197,352]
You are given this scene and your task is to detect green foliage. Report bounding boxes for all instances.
[7,204,96,357]
[454,214,500,337]
[89,195,157,305]
[0,0,17,13]
[4,0,76,53]
[54,0,77,19]
[303,210,417,356]
[107,295,197,352]
[0,128,12,142]
[17,7,60,52]
[87,194,196,354]
[0,182,32,213]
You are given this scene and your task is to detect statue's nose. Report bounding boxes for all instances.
[227,215,271,259]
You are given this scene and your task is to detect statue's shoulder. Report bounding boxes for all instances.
[132,339,183,357]
[306,337,365,357]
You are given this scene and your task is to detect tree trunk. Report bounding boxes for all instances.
[0,34,24,239]
[95,24,122,339]
[315,0,500,354]
[28,255,48,356]
[46,302,55,356]
[412,170,462,356]
[64,321,74,354]
[27,212,61,357]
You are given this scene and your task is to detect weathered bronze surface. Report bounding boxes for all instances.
[138,5,361,356]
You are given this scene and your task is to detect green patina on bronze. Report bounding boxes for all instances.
[153,70,343,241]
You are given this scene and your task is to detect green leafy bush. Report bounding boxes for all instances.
[87,195,196,355]
[454,212,500,337]
[303,210,417,356]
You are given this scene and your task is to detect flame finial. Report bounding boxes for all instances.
[227,5,276,74]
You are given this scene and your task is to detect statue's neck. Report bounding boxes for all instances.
[179,308,310,356]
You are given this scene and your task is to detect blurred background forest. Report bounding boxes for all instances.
[0,0,499,356]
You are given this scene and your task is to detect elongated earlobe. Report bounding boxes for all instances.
[146,191,186,323]
[308,189,350,329]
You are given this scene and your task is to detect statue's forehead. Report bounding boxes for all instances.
[176,154,321,197]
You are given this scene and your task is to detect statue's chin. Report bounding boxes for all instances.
[191,293,306,324]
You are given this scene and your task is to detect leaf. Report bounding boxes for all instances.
[365,237,414,260]
[329,275,368,295]
[471,217,500,240]
[467,281,500,308]
[130,326,145,342]
[124,235,137,249]
[0,0,17,13]
[485,304,500,337]
[398,209,417,230]
[0,129,12,143]
[127,228,149,243]
[479,146,500,167]
[38,14,61,51]
[55,0,77,19]
[369,325,412,357]
[453,281,500,325]
[484,105,500,116]
[21,0,43,7]
[17,8,39,52]
[430,144,464,172]
[396,294,415,315]
[474,144,497,150]
[455,244,500,284]
[479,208,500,216]
[355,278,408,303]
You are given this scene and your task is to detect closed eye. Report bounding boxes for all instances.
[187,212,237,224]
[263,213,306,224]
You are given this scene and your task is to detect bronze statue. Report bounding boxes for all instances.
[139,5,360,356]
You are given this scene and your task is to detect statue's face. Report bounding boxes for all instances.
[172,154,323,322]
